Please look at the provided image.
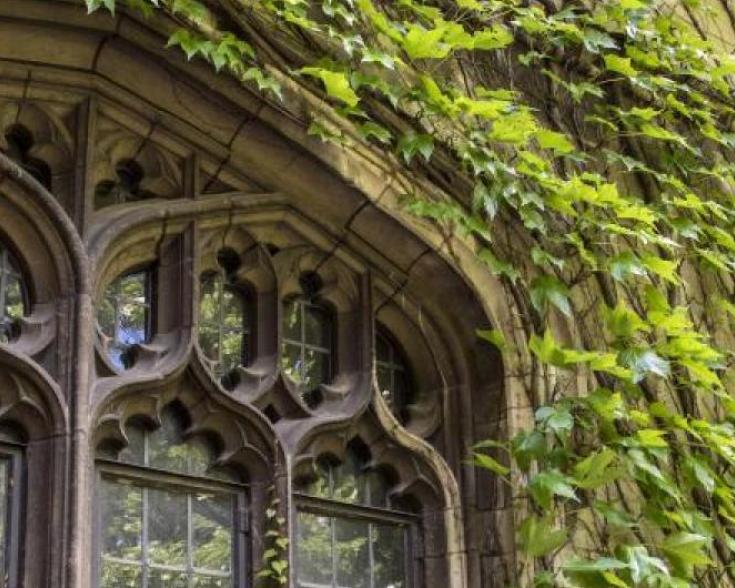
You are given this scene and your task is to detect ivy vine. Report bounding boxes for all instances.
[85,0,735,586]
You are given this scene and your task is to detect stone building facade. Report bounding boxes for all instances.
[0,1,525,586]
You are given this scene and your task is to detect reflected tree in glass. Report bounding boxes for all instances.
[295,448,409,588]
[281,298,332,402]
[0,244,25,343]
[199,270,251,380]
[98,407,239,588]
[98,270,151,370]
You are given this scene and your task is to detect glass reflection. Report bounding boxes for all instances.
[0,245,25,343]
[98,270,150,370]
[99,407,237,588]
[199,271,251,379]
[281,299,332,400]
[296,449,410,588]
[375,331,413,422]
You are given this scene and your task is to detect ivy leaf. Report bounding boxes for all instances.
[397,133,434,163]
[618,347,670,382]
[473,452,510,476]
[357,122,391,144]
[529,330,566,366]
[660,533,712,577]
[518,516,567,557]
[530,275,573,317]
[609,251,646,282]
[536,405,574,434]
[604,54,639,77]
[604,302,650,339]
[511,430,547,471]
[472,25,514,50]
[574,449,622,489]
[530,470,578,508]
[477,328,507,351]
[402,25,449,59]
[300,67,359,107]
[536,129,575,154]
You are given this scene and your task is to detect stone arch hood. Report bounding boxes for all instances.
[0,0,517,346]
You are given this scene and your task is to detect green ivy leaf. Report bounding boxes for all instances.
[530,275,573,317]
[518,516,568,557]
[300,67,360,107]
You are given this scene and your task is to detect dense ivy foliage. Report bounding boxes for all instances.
[85,0,735,586]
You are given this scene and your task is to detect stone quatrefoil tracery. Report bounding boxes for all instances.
[95,242,419,424]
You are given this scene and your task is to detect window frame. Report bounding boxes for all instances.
[292,463,420,588]
[0,442,24,588]
[93,440,250,588]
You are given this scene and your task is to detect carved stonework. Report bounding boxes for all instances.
[92,115,185,209]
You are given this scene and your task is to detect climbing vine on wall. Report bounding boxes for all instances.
[86,0,735,586]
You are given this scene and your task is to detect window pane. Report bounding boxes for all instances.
[100,559,142,588]
[281,342,303,384]
[101,479,142,561]
[220,329,243,375]
[303,349,330,392]
[148,488,187,567]
[0,458,8,580]
[4,275,23,320]
[100,270,150,370]
[373,525,408,588]
[118,425,145,466]
[148,568,188,588]
[192,575,232,588]
[192,493,233,573]
[199,274,219,324]
[335,518,370,588]
[304,305,330,348]
[296,512,333,586]
[199,325,220,364]
[282,300,301,341]
[148,412,187,473]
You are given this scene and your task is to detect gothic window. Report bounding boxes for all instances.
[3,124,52,189]
[96,406,246,588]
[98,269,152,370]
[281,297,333,403]
[0,243,25,343]
[375,329,414,423]
[199,252,253,381]
[294,445,413,588]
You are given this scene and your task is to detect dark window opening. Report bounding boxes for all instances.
[3,124,52,189]
[375,329,415,424]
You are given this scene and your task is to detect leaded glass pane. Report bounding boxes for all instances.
[282,299,333,397]
[0,245,25,342]
[100,560,142,588]
[147,568,188,588]
[296,449,410,588]
[192,493,233,573]
[0,458,8,581]
[148,488,187,566]
[373,525,407,588]
[335,518,370,588]
[375,331,413,421]
[99,407,239,588]
[101,479,143,562]
[296,512,332,586]
[199,272,250,378]
[99,270,150,370]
